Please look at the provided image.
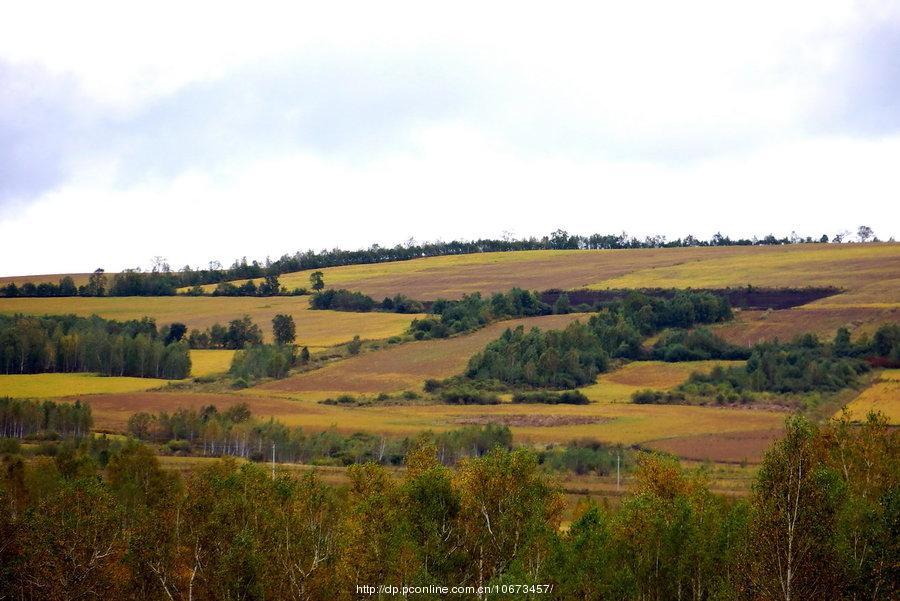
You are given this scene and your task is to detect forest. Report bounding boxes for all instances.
[0,314,191,379]
[0,412,895,600]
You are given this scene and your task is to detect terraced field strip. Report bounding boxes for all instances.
[254,313,589,397]
[0,373,170,399]
[839,369,900,424]
[0,296,423,348]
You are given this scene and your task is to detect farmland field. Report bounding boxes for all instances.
[75,387,786,447]
[0,373,169,398]
[579,360,745,403]
[0,296,422,349]
[712,306,898,346]
[190,349,236,377]
[184,243,899,305]
[839,369,900,424]
[2,243,898,464]
[256,313,587,397]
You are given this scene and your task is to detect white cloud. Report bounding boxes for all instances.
[0,1,898,274]
[2,128,896,274]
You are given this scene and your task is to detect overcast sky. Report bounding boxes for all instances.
[1,1,898,275]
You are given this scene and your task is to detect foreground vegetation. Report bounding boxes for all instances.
[0,413,895,600]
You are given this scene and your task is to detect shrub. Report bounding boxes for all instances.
[511,390,590,404]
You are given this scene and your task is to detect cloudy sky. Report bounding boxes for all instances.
[1,1,898,275]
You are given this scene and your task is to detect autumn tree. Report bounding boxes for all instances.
[746,416,844,600]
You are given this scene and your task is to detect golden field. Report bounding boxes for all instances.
[75,386,786,450]
[190,349,236,377]
[0,296,422,349]
[182,243,899,306]
[579,360,744,403]
[839,369,900,424]
[0,373,169,398]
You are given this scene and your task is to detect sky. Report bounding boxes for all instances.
[1,1,898,275]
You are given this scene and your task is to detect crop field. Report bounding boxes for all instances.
[190,349,236,377]
[596,243,899,307]
[77,385,786,448]
[642,428,785,464]
[255,313,588,397]
[839,369,900,424]
[578,360,745,403]
[0,373,170,399]
[0,296,422,349]
[0,272,95,287]
[183,243,899,305]
[712,306,897,346]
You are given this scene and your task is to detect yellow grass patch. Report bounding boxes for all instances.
[81,388,785,447]
[838,369,900,424]
[594,243,899,307]
[190,350,236,377]
[0,297,422,348]
[0,373,169,399]
[578,360,744,403]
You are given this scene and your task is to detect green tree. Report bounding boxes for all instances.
[746,416,844,600]
[310,271,325,292]
[86,268,107,296]
[272,314,296,345]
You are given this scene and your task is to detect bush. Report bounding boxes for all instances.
[310,289,376,312]
[439,386,500,405]
[230,344,295,380]
[0,438,21,454]
[511,390,590,404]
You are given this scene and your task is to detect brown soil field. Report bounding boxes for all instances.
[255,313,587,396]
[713,306,898,346]
[643,428,785,464]
[80,391,326,432]
[0,273,95,287]
[454,414,607,427]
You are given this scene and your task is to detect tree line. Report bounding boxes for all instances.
[3,226,884,298]
[0,397,93,439]
[0,314,191,379]
[465,291,732,388]
[0,412,895,600]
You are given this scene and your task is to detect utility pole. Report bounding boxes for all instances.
[271,441,276,478]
